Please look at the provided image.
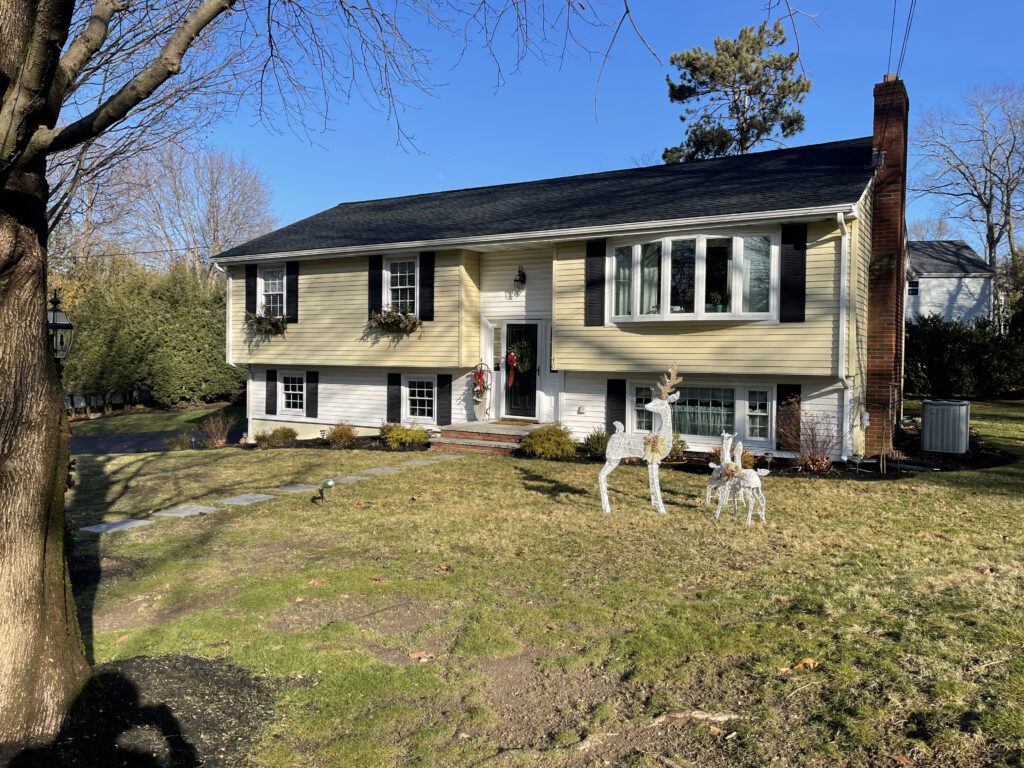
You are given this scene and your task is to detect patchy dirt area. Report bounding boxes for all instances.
[8,655,272,768]
[68,554,149,594]
[475,650,619,750]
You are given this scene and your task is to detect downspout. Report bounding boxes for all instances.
[837,212,853,461]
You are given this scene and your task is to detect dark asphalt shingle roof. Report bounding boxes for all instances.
[215,137,875,260]
[908,240,993,276]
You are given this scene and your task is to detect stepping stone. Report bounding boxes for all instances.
[80,519,154,534]
[329,475,370,483]
[274,484,320,493]
[361,466,404,475]
[402,459,438,466]
[153,505,220,518]
[217,493,277,506]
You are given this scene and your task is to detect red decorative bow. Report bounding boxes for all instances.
[506,351,517,387]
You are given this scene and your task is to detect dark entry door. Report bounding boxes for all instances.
[504,323,538,418]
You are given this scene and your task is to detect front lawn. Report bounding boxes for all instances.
[66,402,1024,767]
[69,402,244,436]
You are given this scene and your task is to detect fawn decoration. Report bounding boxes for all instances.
[706,432,770,525]
[599,363,683,515]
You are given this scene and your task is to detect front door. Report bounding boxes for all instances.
[504,323,538,418]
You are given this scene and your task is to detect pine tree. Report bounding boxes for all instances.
[663,21,811,163]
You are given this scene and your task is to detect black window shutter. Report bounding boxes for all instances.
[585,240,606,326]
[245,265,257,314]
[265,369,277,415]
[436,374,452,426]
[780,224,807,323]
[305,370,318,419]
[775,383,801,451]
[369,255,383,315]
[286,261,299,323]
[419,252,435,321]
[387,373,401,423]
[606,378,627,433]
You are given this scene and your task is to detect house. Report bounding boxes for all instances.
[906,240,993,323]
[212,76,911,459]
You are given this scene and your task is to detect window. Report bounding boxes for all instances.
[281,372,305,414]
[629,382,774,444]
[405,376,435,421]
[747,390,769,439]
[907,279,919,296]
[608,232,777,321]
[260,267,285,316]
[385,257,417,314]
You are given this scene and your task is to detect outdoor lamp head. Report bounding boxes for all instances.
[513,266,526,291]
[46,290,73,360]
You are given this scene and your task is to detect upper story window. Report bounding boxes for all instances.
[907,279,919,296]
[609,232,776,322]
[260,267,285,316]
[384,257,418,314]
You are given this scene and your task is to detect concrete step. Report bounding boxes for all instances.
[430,436,520,455]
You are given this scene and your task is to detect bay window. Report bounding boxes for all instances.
[608,231,777,321]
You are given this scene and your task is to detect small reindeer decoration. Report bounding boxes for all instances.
[599,363,683,515]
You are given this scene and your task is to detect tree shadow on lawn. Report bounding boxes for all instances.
[516,466,590,498]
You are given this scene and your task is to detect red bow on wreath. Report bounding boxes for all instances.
[506,351,518,387]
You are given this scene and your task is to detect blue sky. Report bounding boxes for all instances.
[209,1,1023,234]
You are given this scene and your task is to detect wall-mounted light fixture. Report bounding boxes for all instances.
[513,266,526,293]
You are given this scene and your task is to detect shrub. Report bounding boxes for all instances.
[198,410,237,447]
[519,423,576,460]
[325,422,358,449]
[253,426,298,449]
[777,398,840,471]
[707,445,754,468]
[379,422,430,450]
[665,433,689,461]
[580,428,609,458]
[165,433,192,451]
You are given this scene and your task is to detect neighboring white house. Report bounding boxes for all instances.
[906,240,993,323]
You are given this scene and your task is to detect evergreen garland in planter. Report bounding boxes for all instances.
[368,307,423,334]
[244,311,288,337]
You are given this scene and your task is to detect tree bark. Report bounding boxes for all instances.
[0,162,90,753]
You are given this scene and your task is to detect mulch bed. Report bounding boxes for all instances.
[8,655,273,768]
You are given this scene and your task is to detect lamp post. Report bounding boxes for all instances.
[46,289,73,379]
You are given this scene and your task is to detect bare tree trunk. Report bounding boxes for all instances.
[0,163,90,753]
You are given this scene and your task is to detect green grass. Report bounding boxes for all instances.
[67,402,1024,767]
[70,403,245,436]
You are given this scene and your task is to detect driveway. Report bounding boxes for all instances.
[71,429,244,455]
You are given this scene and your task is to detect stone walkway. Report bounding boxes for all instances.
[78,454,465,534]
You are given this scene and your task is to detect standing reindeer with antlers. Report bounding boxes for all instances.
[599,363,684,515]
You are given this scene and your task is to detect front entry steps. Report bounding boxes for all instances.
[430,421,547,456]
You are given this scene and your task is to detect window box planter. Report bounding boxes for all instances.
[368,307,422,334]
[245,311,288,337]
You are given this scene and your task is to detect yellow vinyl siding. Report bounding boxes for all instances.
[459,251,481,367]
[230,251,471,367]
[552,221,842,375]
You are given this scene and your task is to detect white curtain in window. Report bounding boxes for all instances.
[614,247,632,315]
[640,242,661,315]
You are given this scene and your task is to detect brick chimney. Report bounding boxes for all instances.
[865,74,909,455]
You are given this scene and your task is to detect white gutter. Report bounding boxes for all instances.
[836,212,853,461]
[212,203,859,265]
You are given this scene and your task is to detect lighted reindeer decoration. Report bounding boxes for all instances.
[599,363,684,515]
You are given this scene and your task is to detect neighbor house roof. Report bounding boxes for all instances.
[214,136,875,261]
[908,240,993,277]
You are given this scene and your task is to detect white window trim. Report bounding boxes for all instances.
[383,255,420,317]
[606,228,780,324]
[279,370,306,416]
[258,264,287,317]
[402,373,437,426]
[626,379,777,448]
